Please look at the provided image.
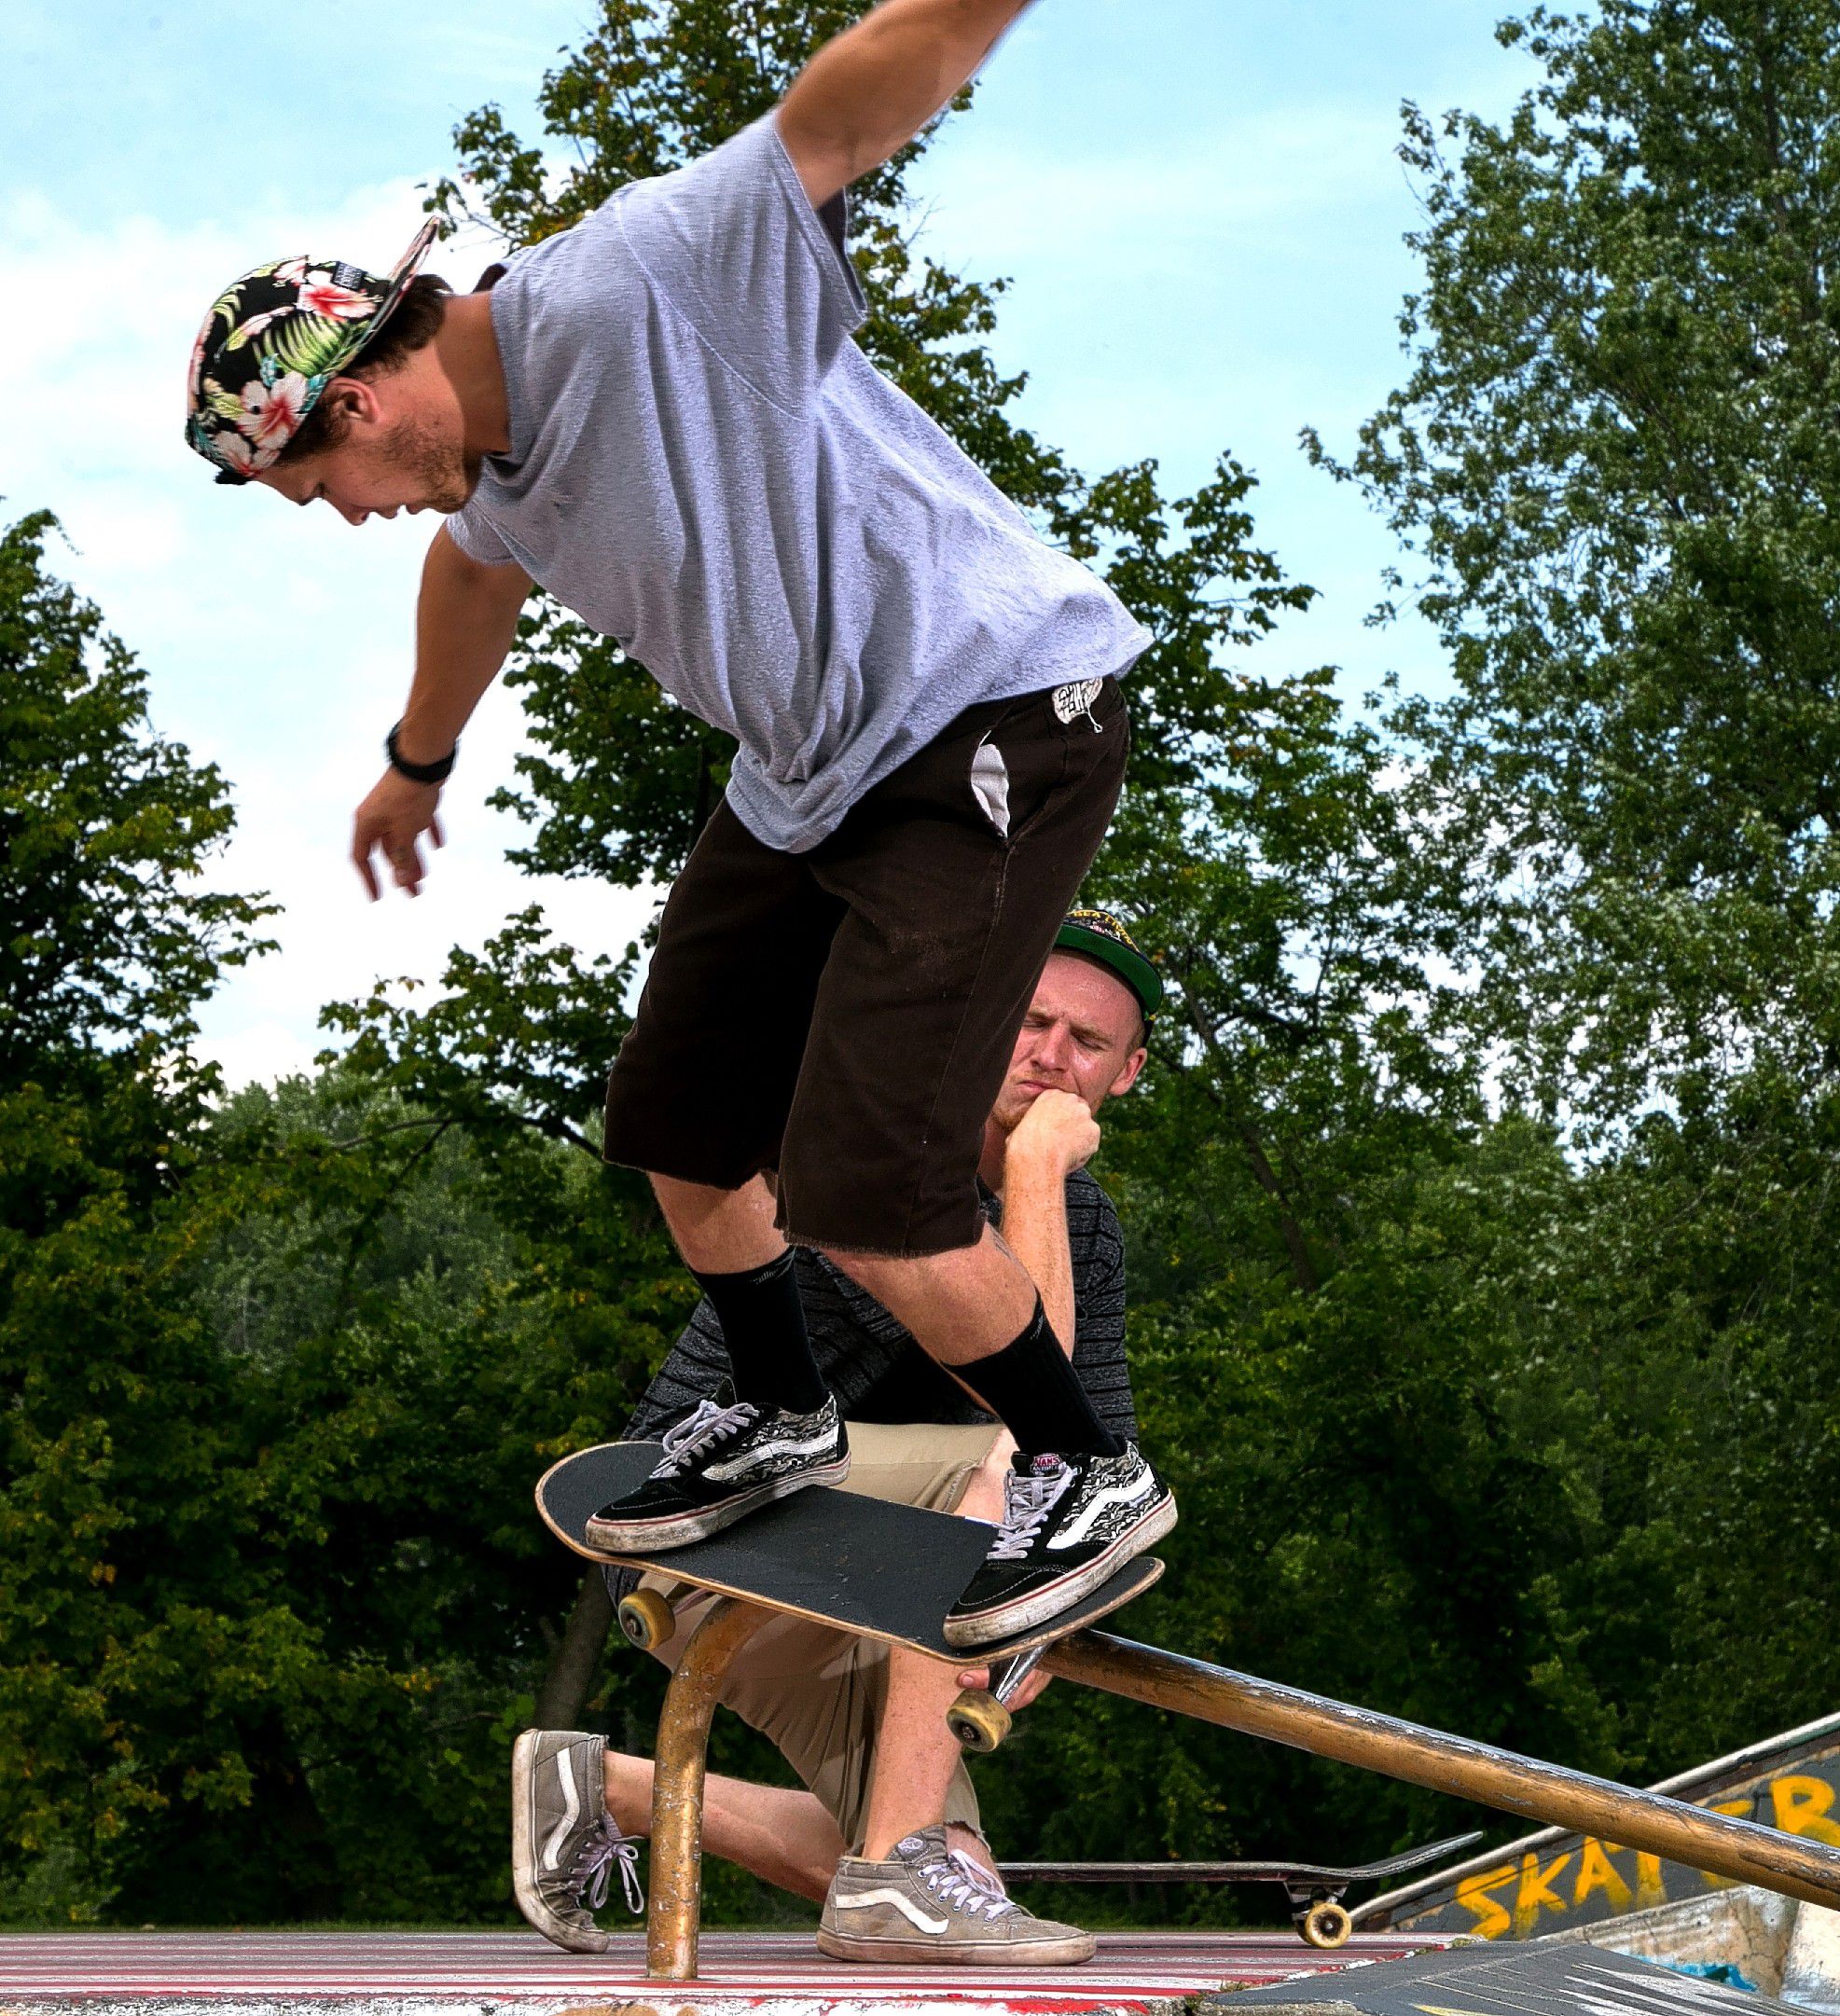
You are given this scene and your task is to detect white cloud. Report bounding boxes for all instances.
[1,182,656,1091]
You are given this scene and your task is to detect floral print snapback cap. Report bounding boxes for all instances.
[184,220,437,484]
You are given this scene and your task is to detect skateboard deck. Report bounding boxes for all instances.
[537,1439,1163,1664]
[997,1830,1485,1887]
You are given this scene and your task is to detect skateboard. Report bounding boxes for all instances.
[536,1438,1164,1748]
[535,1446,1840,1988]
[997,1830,1485,1949]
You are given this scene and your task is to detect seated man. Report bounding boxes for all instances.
[512,909,1159,1965]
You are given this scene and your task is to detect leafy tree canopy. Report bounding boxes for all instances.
[1313,0,1840,1125]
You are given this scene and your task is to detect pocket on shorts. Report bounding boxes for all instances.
[962,680,1127,844]
[969,736,1013,837]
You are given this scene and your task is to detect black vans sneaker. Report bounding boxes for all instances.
[943,1443,1176,1648]
[585,1392,850,1551]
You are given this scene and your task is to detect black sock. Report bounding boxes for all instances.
[958,1299,1123,1458]
[691,1250,829,1415]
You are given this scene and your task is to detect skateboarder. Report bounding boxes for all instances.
[182,0,1174,1645]
[512,918,1158,1963]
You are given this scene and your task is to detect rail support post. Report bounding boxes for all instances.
[1044,1632,1840,1912]
[646,1595,768,1981]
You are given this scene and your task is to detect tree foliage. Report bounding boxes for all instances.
[1312,0,1840,1125]
[11,0,1840,1931]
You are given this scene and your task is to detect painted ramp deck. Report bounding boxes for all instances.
[0,1927,1437,2014]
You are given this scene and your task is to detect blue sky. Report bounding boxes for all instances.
[1,0,1535,1086]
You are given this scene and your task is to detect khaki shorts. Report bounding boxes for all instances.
[639,1420,1003,1855]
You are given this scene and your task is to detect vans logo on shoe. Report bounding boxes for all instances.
[541,1751,581,1871]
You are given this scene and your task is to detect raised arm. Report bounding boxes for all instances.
[777,0,1036,207]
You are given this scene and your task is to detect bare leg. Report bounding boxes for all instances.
[603,1747,845,1905]
[823,1224,1035,1367]
[859,1446,1011,1878]
[652,1172,785,1274]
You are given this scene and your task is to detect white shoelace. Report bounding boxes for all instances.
[655,1396,759,1477]
[571,1816,645,1915]
[987,1463,1075,1563]
[919,1848,1017,1920]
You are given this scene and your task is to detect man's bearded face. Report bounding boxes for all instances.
[991,951,1146,1133]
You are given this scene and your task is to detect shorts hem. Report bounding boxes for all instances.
[782,1222,986,1262]
[601,1137,770,1193]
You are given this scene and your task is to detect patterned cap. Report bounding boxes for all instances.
[1054,908,1162,1027]
[183,220,438,485]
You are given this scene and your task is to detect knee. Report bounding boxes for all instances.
[817,1245,903,1294]
[955,1436,1014,1523]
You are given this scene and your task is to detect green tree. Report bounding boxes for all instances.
[1313,0,1840,1125]
[1269,0,1840,1836]
[0,512,284,1919]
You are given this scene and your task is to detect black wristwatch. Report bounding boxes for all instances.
[386,721,457,785]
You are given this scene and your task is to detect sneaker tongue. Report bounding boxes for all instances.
[1013,1450,1068,1477]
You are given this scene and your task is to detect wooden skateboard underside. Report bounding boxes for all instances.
[536,1439,1163,1664]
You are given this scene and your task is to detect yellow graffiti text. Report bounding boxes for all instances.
[1573,1839,1632,1911]
[1455,1867,1515,1940]
[1772,1775,1840,1848]
[1514,1850,1572,1936]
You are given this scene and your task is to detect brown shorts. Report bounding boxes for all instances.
[602,678,1129,1255]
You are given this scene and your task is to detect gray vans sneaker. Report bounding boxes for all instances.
[817,1825,1094,1966]
[511,1729,643,1953]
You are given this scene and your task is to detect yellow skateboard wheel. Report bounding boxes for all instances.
[947,1690,1013,1754]
[617,1588,675,1652]
[1301,1899,1352,1949]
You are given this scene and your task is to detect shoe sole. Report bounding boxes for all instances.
[815,1925,1096,1966]
[510,1731,609,1954]
[942,1489,1179,1649]
[584,1453,852,1553]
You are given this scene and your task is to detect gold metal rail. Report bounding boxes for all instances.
[645,1596,768,1981]
[1044,1632,1840,1912]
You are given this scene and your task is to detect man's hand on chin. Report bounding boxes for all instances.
[1006,1088,1101,1179]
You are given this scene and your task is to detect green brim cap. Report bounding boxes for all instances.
[1054,908,1161,1026]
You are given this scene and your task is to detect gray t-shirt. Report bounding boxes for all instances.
[447,115,1151,853]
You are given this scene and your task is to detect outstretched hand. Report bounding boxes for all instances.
[352,768,445,900]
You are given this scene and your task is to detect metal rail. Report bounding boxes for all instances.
[645,1595,768,1981]
[1359,1707,1840,1924]
[1044,1633,1840,1913]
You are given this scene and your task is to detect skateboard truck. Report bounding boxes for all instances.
[948,1643,1047,1753]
